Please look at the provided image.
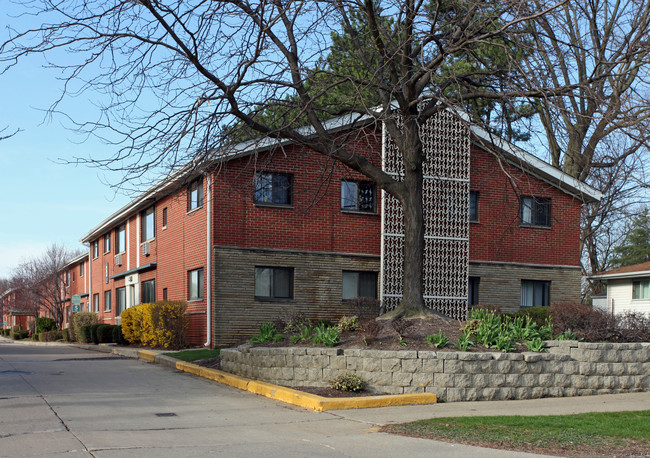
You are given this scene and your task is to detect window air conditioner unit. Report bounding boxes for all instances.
[115,254,123,266]
[142,241,150,256]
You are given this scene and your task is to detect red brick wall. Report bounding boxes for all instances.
[211,128,383,255]
[469,146,581,266]
[88,179,208,345]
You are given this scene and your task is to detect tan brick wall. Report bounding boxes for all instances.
[469,261,581,313]
[212,246,380,346]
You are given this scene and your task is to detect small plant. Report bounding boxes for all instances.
[337,315,359,333]
[250,322,284,343]
[329,372,365,392]
[525,336,547,352]
[290,323,314,343]
[454,332,474,351]
[311,323,340,347]
[491,330,517,352]
[555,330,579,340]
[425,330,449,348]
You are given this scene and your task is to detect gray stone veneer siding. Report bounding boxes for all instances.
[221,341,650,401]
[212,246,380,347]
[470,261,581,312]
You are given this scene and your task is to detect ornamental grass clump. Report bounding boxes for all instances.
[330,373,365,392]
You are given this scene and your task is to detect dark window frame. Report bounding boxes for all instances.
[188,177,204,211]
[520,196,551,227]
[254,172,293,206]
[341,180,377,213]
[188,268,204,301]
[469,191,479,222]
[141,279,156,303]
[115,224,126,254]
[469,276,480,306]
[342,270,378,300]
[141,206,155,242]
[632,280,650,299]
[521,280,551,307]
[162,207,168,228]
[254,266,294,300]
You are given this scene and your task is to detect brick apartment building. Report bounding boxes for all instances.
[74,113,600,347]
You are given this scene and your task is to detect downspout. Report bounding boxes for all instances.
[204,172,212,347]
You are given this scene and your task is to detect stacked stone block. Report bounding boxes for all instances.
[221,341,650,401]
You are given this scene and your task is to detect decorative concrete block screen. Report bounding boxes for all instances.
[381,110,471,319]
[221,342,650,401]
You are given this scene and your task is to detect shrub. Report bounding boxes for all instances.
[80,325,93,343]
[281,311,311,334]
[550,302,616,341]
[89,323,103,344]
[121,301,189,349]
[330,373,365,392]
[39,330,63,342]
[617,311,650,342]
[337,315,359,333]
[311,323,339,347]
[508,306,550,327]
[37,317,57,334]
[250,322,284,343]
[96,325,115,343]
[62,328,70,342]
[70,312,98,342]
[112,325,127,345]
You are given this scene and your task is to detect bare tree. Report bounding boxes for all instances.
[524,0,650,291]
[1,0,634,317]
[13,244,79,330]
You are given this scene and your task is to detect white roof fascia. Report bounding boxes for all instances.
[470,125,602,203]
[589,270,650,280]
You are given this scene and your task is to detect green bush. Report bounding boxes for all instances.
[89,323,102,344]
[39,330,63,342]
[96,325,115,343]
[80,325,92,343]
[37,317,57,334]
[510,306,550,327]
[337,315,359,333]
[70,312,98,342]
[121,301,189,349]
[62,328,70,342]
[330,373,365,392]
[112,325,127,345]
[426,330,449,348]
[12,330,29,340]
[311,323,340,347]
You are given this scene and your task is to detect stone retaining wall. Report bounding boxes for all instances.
[220,341,650,401]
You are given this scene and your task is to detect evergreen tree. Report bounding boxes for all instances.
[610,209,650,268]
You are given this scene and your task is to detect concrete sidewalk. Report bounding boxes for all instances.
[5,337,649,424]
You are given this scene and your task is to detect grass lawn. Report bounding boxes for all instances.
[162,348,220,362]
[382,410,650,456]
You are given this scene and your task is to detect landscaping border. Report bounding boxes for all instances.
[220,341,650,402]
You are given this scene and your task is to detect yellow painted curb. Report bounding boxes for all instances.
[170,360,436,411]
[138,350,157,362]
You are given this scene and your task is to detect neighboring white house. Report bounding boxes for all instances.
[590,261,650,316]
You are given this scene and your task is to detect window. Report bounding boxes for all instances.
[65,271,71,286]
[93,241,99,259]
[188,177,204,211]
[116,287,126,314]
[141,279,155,303]
[104,290,112,312]
[115,224,126,253]
[163,288,168,301]
[141,206,155,241]
[80,262,85,277]
[341,180,376,213]
[521,280,550,307]
[520,196,551,227]
[469,277,480,306]
[93,293,99,313]
[255,267,293,299]
[254,172,293,205]
[469,191,478,222]
[104,233,111,253]
[105,262,109,284]
[162,207,168,228]
[632,280,650,299]
[342,271,377,300]
[188,268,204,300]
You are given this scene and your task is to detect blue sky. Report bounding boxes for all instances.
[0,10,131,278]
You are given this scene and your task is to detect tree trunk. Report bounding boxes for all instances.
[380,121,429,319]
